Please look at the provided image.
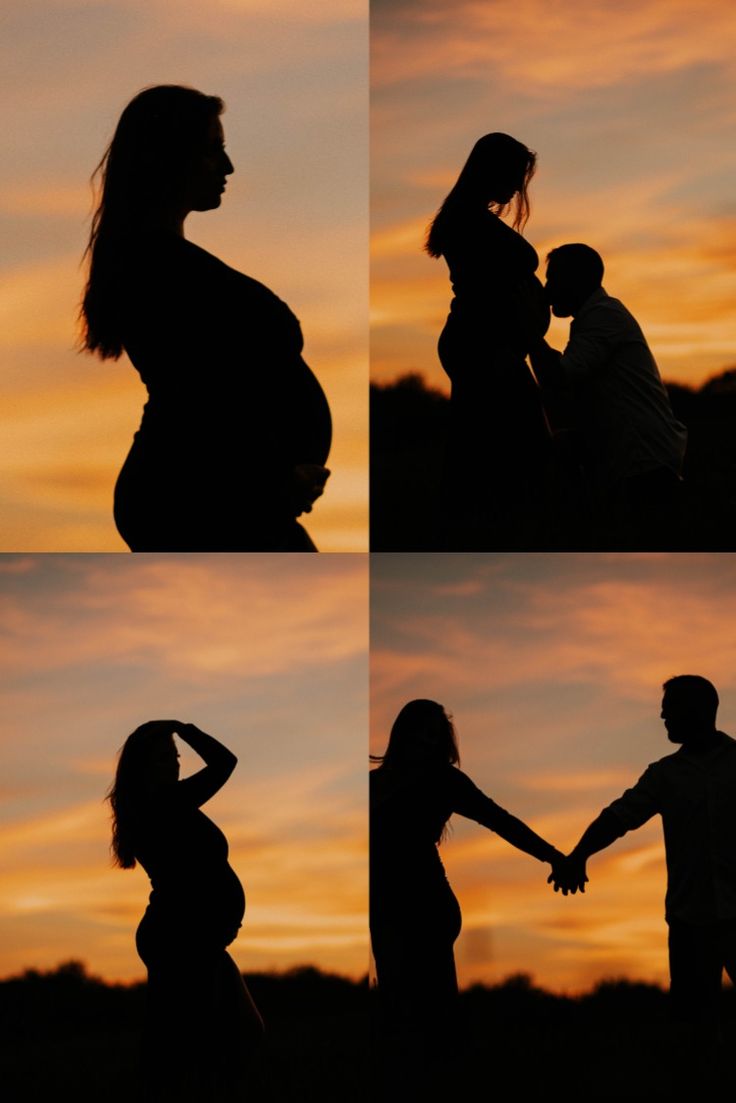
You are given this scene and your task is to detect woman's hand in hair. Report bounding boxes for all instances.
[174,722,201,740]
[147,719,180,734]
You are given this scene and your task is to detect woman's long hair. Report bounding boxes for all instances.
[107,721,172,868]
[371,699,460,769]
[80,84,224,359]
[425,132,537,258]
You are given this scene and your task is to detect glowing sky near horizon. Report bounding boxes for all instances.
[372,0,736,393]
[371,552,736,992]
[0,0,367,551]
[0,553,368,983]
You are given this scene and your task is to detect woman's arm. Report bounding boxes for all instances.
[175,722,237,807]
[451,768,565,869]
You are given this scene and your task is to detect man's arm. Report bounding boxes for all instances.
[530,306,618,391]
[550,765,661,895]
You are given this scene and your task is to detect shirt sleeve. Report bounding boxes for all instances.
[605,765,661,831]
[560,306,617,382]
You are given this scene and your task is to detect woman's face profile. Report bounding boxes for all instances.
[486,160,526,206]
[180,115,234,215]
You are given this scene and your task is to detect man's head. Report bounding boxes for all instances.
[661,675,719,744]
[545,243,604,317]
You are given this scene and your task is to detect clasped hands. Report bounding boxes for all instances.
[548,850,589,896]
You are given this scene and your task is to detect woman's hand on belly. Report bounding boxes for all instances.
[224,921,242,946]
[292,463,330,515]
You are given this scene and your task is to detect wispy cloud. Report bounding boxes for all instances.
[373,1,736,96]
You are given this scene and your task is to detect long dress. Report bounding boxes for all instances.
[133,783,250,1098]
[114,233,332,551]
[370,762,514,1012]
[437,210,550,544]
[370,762,521,1095]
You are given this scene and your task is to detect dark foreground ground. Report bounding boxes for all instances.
[371,370,736,551]
[0,961,368,1103]
[371,973,736,1102]
[9,963,733,1101]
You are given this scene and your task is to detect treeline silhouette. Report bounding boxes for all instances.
[371,971,736,1100]
[0,960,368,1102]
[371,370,736,550]
[7,961,733,1099]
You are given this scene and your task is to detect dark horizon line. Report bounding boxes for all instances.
[371,364,736,395]
[0,958,369,988]
[3,957,702,1001]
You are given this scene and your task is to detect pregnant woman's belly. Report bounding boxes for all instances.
[136,863,246,963]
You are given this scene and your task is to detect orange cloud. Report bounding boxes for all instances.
[373,0,736,96]
[0,556,368,685]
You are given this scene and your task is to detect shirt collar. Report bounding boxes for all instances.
[572,285,608,320]
[676,730,733,760]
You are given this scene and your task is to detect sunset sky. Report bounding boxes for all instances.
[0,553,368,983]
[371,552,736,993]
[372,0,736,392]
[0,0,367,552]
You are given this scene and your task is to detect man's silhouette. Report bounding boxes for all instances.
[553,675,736,1039]
[529,244,687,546]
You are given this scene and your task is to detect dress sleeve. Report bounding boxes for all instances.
[448,768,511,830]
[448,768,560,863]
[604,765,661,830]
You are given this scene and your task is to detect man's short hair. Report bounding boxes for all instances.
[663,675,719,719]
[546,243,604,287]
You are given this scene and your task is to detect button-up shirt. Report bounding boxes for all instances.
[560,288,687,486]
[605,731,736,924]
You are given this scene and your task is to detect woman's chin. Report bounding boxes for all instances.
[193,194,224,212]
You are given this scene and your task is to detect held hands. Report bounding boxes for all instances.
[548,851,589,896]
[292,463,330,516]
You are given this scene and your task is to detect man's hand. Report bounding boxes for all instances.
[548,852,589,896]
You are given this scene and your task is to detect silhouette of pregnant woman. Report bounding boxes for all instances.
[81,85,331,551]
[371,700,565,1098]
[107,720,263,1100]
[426,132,550,545]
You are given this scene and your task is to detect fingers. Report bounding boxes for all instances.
[548,856,588,896]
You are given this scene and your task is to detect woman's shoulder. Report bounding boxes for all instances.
[445,763,483,796]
